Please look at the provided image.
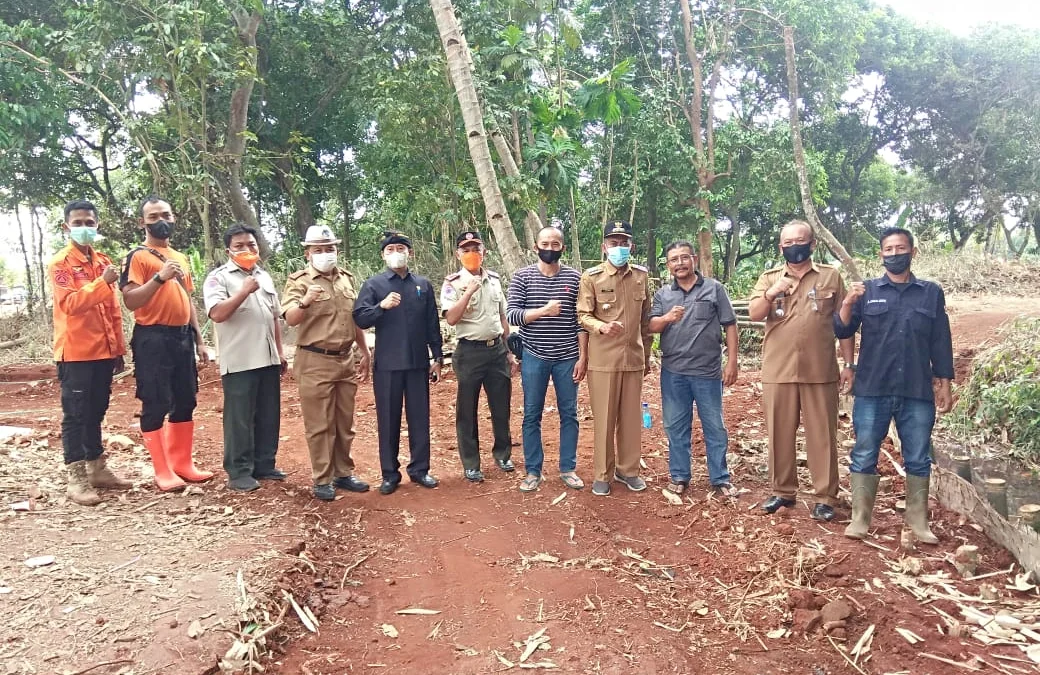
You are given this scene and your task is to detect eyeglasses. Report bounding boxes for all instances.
[666,254,694,265]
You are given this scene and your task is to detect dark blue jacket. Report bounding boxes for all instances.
[353,269,443,371]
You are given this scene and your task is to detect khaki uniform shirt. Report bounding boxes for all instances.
[577,262,652,372]
[281,265,359,352]
[203,261,280,375]
[440,268,506,341]
[752,262,846,384]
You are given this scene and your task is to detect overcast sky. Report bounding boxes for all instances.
[882,0,1040,34]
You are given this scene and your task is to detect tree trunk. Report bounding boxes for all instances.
[275,155,316,238]
[219,9,271,257]
[490,127,542,247]
[569,187,583,272]
[31,207,46,312]
[15,206,34,316]
[430,0,527,275]
[724,205,741,282]
[782,26,862,282]
[645,188,659,280]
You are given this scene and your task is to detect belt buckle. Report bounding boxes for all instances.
[485,339,495,347]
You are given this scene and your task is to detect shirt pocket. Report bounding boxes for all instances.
[814,292,836,316]
[862,301,889,334]
[692,300,714,321]
[595,289,621,321]
[911,305,935,334]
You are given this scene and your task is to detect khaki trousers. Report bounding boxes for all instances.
[762,382,839,506]
[587,369,643,482]
[295,348,358,485]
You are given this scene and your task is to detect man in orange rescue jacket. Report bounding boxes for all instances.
[49,200,132,506]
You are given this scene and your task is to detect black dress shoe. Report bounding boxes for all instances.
[254,469,287,481]
[313,483,335,501]
[410,473,439,488]
[495,458,516,472]
[333,475,370,492]
[379,480,400,495]
[464,468,485,483]
[811,503,836,522]
[762,495,797,514]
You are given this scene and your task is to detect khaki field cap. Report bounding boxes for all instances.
[302,225,341,246]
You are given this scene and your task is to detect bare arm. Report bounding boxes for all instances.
[444,284,477,325]
[121,279,163,312]
[207,286,251,323]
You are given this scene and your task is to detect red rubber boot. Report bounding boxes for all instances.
[164,421,214,482]
[142,429,187,491]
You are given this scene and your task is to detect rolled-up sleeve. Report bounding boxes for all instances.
[833,297,862,339]
[931,287,954,379]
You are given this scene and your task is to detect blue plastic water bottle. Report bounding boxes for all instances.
[642,402,652,429]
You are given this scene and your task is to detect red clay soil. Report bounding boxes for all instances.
[0,299,1034,674]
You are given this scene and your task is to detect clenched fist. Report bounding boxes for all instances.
[380,292,402,310]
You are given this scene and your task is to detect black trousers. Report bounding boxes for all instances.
[374,368,431,482]
[58,359,116,464]
[221,365,281,480]
[452,340,512,471]
[131,324,197,432]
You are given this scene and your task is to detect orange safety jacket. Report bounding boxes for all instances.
[49,243,126,362]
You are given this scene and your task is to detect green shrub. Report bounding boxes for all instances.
[945,318,1040,462]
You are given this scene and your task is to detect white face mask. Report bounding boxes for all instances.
[310,252,338,273]
[385,250,408,270]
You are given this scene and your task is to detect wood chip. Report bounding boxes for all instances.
[24,555,55,568]
[920,652,983,671]
[395,608,441,615]
[661,489,683,506]
[381,623,399,638]
[550,492,567,506]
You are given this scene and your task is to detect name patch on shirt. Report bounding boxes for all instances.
[867,299,887,305]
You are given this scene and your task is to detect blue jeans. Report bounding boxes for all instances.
[661,368,729,485]
[520,350,579,476]
[851,396,936,477]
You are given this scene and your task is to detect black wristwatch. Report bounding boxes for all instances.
[152,273,166,284]
[843,363,856,371]
[298,301,310,310]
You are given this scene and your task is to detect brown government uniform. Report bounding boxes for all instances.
[282,264,361,485]
[752,262,846,506]
[577,261,651,482]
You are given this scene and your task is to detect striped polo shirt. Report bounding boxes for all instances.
[506,264,583,361]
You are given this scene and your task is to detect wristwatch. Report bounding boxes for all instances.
[298,301,311,310]
[843,363,857,371]
[152,273,166,284]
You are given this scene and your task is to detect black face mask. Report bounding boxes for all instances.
[146,220,174,240]
[781,242,812,264]
[882,252,912,275]
[537,248,563,264]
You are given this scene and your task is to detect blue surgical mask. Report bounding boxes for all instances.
[70,226,98,246]
[606,245,631,267]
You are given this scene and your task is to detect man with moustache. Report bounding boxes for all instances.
[120,196,212,491]
[748,220,854,521]
[576,219,652,497]
[204,224,287,493]
[441,230,518,483]
[50,200,132,505]
[353,231,443,495]
[835,226,954,543]
[649,241,740,497]
[506,225,587,492]
[282,225,372,501]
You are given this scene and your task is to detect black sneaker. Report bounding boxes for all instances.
[313,483,335,501]
[228,476,260,492]
[495,458,516,472]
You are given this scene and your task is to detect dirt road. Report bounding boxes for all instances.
[0,295,1036,674]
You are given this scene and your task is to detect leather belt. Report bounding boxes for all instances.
[458,337,502,347]
[299,344,346,356]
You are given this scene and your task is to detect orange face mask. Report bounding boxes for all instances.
[460,250,482,273]
[231,250,260,270]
